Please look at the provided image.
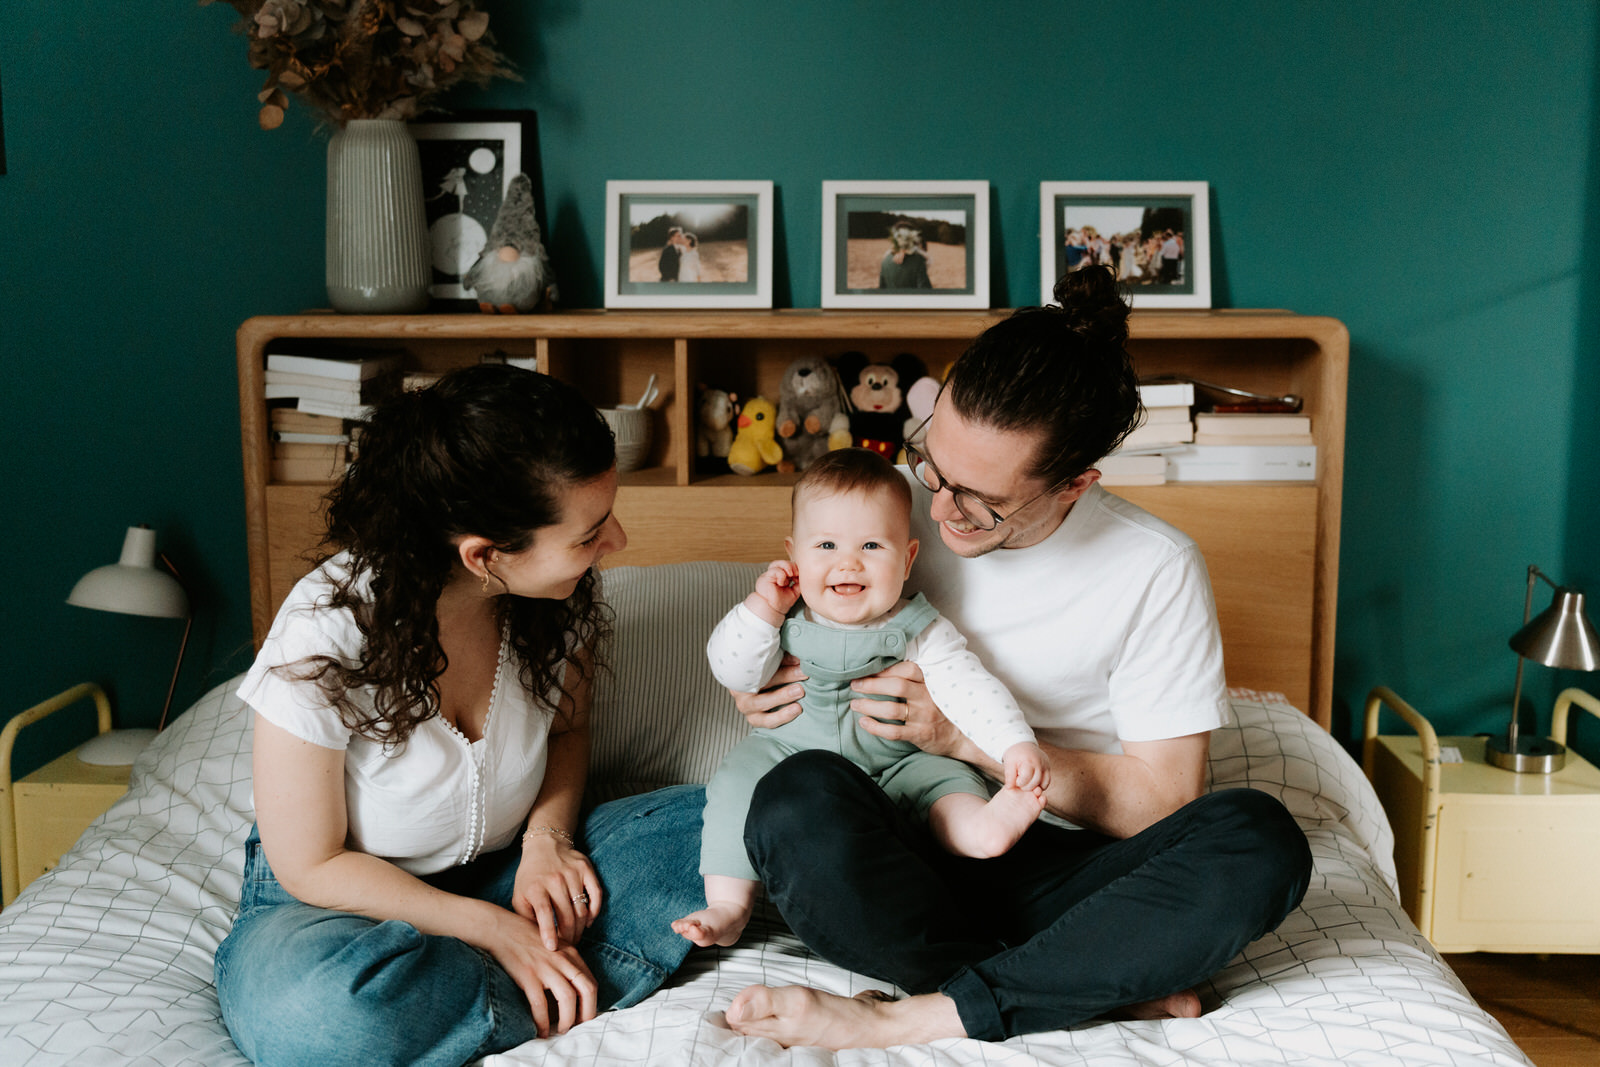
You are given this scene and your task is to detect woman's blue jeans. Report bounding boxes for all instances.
[744,751,1312,1042]
[214,785,705,1067]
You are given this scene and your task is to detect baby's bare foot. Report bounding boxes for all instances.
[672,902,751,947]
[965,786,1047,858]
[930,786,1047,858]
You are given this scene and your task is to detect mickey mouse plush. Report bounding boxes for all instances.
[833,351,926,460]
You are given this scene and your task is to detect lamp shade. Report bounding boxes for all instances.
[66,526,189,619]
[1509,587,1600,671]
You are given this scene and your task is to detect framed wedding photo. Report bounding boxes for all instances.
[821,181,989,309]
[1039,181,1210,309]
[411,110,546,304]
[603,180,774,309]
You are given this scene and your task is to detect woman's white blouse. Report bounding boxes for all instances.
[238,554,554,876]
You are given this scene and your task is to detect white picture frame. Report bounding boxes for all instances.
[603,180,774,309]
[1038,181,1211,309]
[821,180,989,309]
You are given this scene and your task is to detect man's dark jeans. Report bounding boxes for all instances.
[744,750,1312,1041]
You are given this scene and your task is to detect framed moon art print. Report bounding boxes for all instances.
[410,111,547,306]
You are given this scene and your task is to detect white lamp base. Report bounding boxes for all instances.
[77,729,159,766]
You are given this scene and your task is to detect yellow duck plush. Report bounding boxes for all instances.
[727,396,785,475]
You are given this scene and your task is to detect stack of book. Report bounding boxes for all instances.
[1167,411,1316,482]
[270,409,351,482]
[264,351,396,482]
[264,351,399,420]
[1099,381,1195,486]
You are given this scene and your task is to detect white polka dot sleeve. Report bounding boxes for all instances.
[705,601,786,694]
[908,613,1037,764]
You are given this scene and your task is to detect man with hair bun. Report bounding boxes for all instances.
[724,267,1312,1049]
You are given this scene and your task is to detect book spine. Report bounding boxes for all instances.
[265,353,398,381]
[1121,423,1195,447]
[1136,383,1195,406]
[1165,445,1316,482]
[1192,414,1311,435]
[297,397,375,420]
[265,382,365,404]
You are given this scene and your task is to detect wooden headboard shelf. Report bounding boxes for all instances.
[238,310,1347,728]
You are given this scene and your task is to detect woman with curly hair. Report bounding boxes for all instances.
[215,363,703,1065]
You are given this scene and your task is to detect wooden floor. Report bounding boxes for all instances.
[1444,954,1600,1067]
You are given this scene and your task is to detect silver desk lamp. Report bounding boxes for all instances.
[1484,564,1600,773]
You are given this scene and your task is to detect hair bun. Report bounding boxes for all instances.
[1051,266,1131,348]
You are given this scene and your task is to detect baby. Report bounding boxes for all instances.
[673,448,1049,948]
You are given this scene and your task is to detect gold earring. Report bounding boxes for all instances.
[480,570,491,594]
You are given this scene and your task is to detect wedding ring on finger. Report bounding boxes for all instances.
[572,892,590,906]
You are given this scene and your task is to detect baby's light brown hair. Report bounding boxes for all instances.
[791,448,913,517]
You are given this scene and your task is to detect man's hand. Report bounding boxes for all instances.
[731,656,807,729]
[849,661,977,763]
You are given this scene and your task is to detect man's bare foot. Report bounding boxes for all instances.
[932,786,1047,859]
[725,985,964,1049]
[671,902,751,947]
[1114,988,1203,1020]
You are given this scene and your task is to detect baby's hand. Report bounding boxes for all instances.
[1003,742,1051,793]
[746,560,801,626]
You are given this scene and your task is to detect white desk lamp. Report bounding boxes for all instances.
[65,525,192,766]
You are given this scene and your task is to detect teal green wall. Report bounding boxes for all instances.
[2,2,1596,778]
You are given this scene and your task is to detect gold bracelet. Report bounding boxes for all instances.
[523,825,575,847]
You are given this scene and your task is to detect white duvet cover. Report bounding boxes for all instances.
[0,676,1530,1066]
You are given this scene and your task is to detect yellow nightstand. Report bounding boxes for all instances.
[1363,686,1600,953]
[0,684,133,906]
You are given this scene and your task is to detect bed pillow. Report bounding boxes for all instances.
[589,561,763,801]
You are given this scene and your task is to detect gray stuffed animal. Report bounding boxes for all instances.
[774,355,845,472]
[462,173,558,313]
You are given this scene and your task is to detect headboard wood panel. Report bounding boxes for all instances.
[239,310,1346,728]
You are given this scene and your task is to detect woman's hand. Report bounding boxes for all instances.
[730,655,807,729]
[850,661,976,763]
[514,831,602,950]
[483,907,599,1038]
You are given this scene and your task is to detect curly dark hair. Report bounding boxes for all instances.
[289,363,617,746]
[944,266,1142,487]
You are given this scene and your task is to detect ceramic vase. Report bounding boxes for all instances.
[325,119,431,314]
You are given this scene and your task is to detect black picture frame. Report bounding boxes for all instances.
[410,110,545,305]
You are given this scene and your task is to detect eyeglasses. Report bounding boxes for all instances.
[902,437,1070,532]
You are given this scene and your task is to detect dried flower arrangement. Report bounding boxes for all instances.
[204,0,516,129]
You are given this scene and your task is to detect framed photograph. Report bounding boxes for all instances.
[603,180,774,308]
[821,181,989,309]
[1039,181,1210,309]
[411,110,546,304]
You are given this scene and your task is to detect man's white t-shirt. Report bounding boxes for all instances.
[238,553,556,876]
[904,480,1230,754]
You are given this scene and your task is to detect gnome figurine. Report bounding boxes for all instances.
[462,173,558,313]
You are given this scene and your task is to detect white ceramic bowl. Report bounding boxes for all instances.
[601,407,652,473]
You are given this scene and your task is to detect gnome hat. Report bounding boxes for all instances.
[486,173,541,252]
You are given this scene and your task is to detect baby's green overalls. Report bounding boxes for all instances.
[701,594,990,879]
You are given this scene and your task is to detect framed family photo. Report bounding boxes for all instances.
[603,180,774,308]
[821,181,989,309]
[410,110,546,304]
[1039,181,1210,309]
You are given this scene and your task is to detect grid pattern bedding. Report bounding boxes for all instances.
[0,562,1531,1066]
